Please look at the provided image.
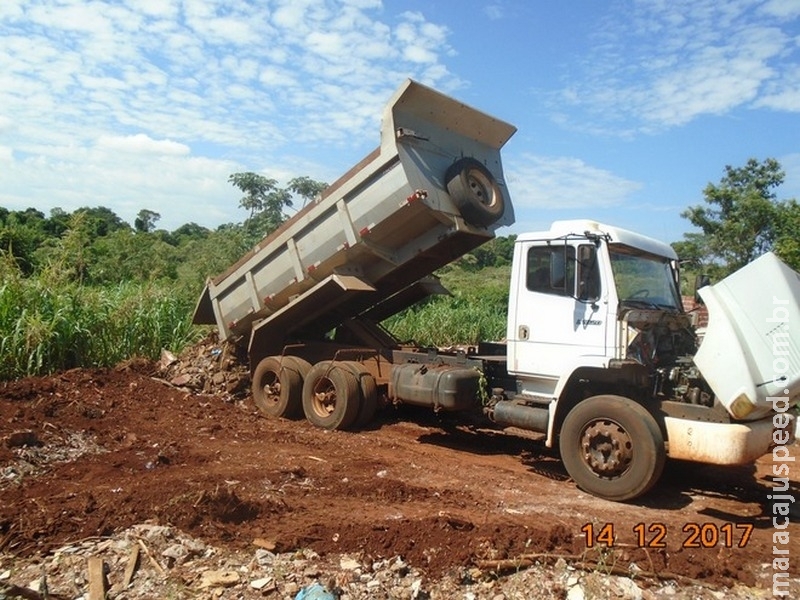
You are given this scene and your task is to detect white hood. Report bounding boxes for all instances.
[695,252,800,420]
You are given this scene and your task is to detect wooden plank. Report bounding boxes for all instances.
[87,556,106,600]
[121,545,140,588]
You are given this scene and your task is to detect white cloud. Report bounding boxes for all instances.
[96,134,190,156]
[554,0,800,131]
[0,0,459,229]
[755,65,800,111]
[761,0,800,19]
[507,154,642,210]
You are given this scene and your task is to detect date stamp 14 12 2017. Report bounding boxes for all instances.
[581,522,754,549]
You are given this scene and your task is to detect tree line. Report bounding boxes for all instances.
[2,158,797,292]
[0,174,328,294]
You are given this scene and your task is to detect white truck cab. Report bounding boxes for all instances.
[494,219,798,500]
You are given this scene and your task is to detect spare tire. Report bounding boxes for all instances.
[445,157,505,227]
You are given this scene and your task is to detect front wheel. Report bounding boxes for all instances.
[559,395,665,501]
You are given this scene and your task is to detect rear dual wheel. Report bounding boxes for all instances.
[251,355,311,419]
[340,361,379,428]
[302,361,361,431]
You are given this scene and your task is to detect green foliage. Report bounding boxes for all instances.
[450,235,516,271]
[383,266,510,346]
[229,172,293,242]
[773,200,800,269]
[287,176,328,205]
[228,172,328,244]
[0,207,50,274]
[679,158,797,276]
[0,255,202,380]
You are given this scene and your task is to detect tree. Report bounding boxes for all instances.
[288,176,328,206]
[0,208,49,274]
[229,172,293,240]
[679,158,791,275]
[134,209,161,233]
[773,199,800,270]
[74,206,130,239]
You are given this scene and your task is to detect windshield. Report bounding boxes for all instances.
[608,244,682,310]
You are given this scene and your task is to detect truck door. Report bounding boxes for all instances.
[508,242,608,393]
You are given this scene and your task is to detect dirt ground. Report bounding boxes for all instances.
[1,362,799,593]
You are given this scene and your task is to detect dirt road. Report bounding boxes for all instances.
[1,363,798,593]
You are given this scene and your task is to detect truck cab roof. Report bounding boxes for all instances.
[516,219,678,261]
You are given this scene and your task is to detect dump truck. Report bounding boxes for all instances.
[194,79,800,501]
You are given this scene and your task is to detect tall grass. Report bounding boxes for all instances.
[0,255,203,380]
[383,266,511,346]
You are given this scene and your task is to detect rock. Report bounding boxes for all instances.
[255,549,276,567]
[339,556,360,570]
[566,582,585,600]
[6,430,39,448]
[250,576,274,590]
[162,544,189,567]
[160,349,178,368]
[199,570,239,589]
[169,374,193,387]
[616,576,643,600]
[253,538,276,551]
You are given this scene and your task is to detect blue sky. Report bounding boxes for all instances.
[1,0,798,246]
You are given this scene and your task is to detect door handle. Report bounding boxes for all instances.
[518,325,529,341]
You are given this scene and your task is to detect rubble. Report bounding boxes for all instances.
[0,524,794,600]
[157,334,250,400]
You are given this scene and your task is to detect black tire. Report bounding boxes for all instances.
[340,361,379,429]
[283,355,312,381]
[559,395,665,502]
[445,157,505,227]
[302,361,361,430]
[252,356,305,419]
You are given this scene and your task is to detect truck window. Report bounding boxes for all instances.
[526,245,601,301]
[608,244,681,310]
[526,246,575,296]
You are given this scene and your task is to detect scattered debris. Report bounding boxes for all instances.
[157,333,249,399]
[1,523,790,599]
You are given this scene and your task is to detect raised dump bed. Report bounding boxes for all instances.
[193,79,516,360]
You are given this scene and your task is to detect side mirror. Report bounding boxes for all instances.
[694,274,710,304]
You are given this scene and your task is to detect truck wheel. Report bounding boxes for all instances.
[252,356,306,419]
[303,362,361,430]
[445,157,505,227]
[340,361,379,429]
[559,395,665,501]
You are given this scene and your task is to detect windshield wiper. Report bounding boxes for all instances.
[621,299,661,310]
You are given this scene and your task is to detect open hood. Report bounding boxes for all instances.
[694,252,800,420]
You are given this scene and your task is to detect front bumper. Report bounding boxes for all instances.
[664,413,796,465]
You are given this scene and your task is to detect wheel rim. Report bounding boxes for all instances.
[579,418,633,479]
[467,169,498,210]
[260,372,281,409]
[311,377,337,418]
